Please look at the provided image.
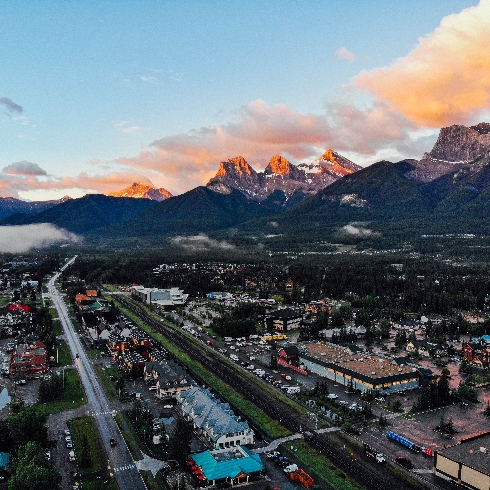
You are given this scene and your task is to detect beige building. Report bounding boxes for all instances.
[435,431,490,490]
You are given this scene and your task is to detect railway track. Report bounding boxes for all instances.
[113,296,436,490]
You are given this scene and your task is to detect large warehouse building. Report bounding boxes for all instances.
[297,342,419,393]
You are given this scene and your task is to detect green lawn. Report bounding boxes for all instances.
[0,296,11,307]
[53,340,73,366]
[38,368,86,415]
[69,415,118,490]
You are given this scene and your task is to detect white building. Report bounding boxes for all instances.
[131,286,188,307]
[177,387,254,448]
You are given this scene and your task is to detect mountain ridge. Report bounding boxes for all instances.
[2,123,490,250]
[207,149,361,201]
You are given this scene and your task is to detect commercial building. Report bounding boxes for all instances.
[131,286,188,307]
[264,307,302,331]
[297,342,419,393]
[189,446,264,487]
[435,431,490,489]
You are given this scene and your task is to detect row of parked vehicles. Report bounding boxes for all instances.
[266,451,315,487]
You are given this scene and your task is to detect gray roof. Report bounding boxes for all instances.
[177,387,252,442]
[439,431,490,475]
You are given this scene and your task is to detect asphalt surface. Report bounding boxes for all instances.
[49,256,147,490]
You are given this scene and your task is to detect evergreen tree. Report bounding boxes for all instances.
[168,419,192,465]
[8,442,62,490]
[79,433,91,468]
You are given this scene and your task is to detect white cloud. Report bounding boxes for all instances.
[114,120,141,134]
[170,234,235,251]
[335,46,357,62]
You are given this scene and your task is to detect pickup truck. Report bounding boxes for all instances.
[363,443,386,463]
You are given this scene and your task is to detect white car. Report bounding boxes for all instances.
[148,386,158,391]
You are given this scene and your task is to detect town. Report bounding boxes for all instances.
[0,253,489,490]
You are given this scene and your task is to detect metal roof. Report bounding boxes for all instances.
[191,446,263,481]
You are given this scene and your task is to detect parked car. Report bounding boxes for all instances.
[148,385,158,391]
[395,457,414,469]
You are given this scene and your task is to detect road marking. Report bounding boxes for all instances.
[88,410,114,417]
[113,464,137,473]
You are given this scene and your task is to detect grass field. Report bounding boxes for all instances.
[69,415,118,490]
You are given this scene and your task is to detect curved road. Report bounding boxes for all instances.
[49,256,146,490]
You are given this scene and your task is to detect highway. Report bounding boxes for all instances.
[48,256,147,490]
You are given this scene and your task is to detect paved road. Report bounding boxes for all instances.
[49,256,147,490]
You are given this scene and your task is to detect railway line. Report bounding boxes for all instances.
[113,296,438,490]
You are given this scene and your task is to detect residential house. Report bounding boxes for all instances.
[107,328,132,353]
[463,342,490,367]
[10,340,49,378]
[119,351,146,377]
[277,345,308,375]
[75,293,96,307]
[144,360,190,398]
[405,339,431,357]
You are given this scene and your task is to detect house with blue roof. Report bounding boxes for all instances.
[0,452,10,481]
[177,387,254,448]
[190,445,264,486]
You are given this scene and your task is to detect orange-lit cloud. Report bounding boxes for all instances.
[0,169,157,199]
[355,0,490,127]
[5,3,488,201]
[116,98,422,195]
[117,100,339,194]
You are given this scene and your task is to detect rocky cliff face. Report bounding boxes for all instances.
[407,122,490,183]
[207,156,262,197]
[107,182,172,201]
[207,150,360,202]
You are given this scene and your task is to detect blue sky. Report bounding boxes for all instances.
[0,0,487,200]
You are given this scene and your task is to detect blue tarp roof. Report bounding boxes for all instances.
[191,446,263,481]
